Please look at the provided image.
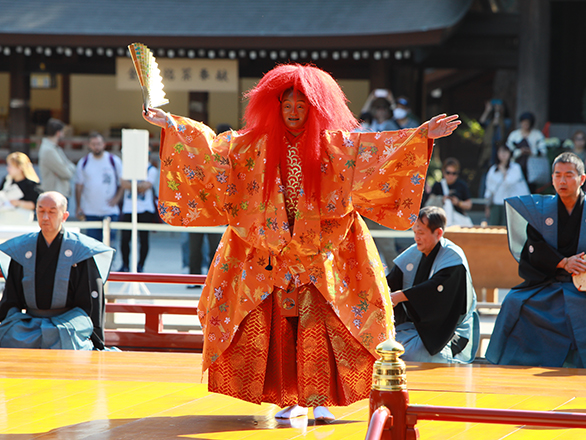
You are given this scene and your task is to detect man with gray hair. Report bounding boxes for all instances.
[387,206,479,363]
[0,191,115,350]
[487,152,586,367]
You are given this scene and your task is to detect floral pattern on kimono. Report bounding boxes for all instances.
[157,114,432,371]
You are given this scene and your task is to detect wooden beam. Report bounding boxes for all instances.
[8,53,30,154]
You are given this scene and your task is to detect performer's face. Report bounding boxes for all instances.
[413,217,442,256]
[281,89,309,135]
[553,162,586,200]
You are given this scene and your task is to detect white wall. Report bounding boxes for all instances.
[339,79,370,117]
[0,73,369,137]
[70,74,188,136]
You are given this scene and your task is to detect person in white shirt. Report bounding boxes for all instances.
[75,132,123,242]
[506,112,546,191]
[484,143,530,225]
[506,112,546,158]
[118,162,158,273]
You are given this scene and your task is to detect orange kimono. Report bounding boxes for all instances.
[158,115,432,406]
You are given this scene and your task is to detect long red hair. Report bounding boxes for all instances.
[240,64,358,201]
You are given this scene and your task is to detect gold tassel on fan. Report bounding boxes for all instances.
[128,42,169,114]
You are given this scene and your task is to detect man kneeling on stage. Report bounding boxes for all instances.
[486,152,586,367]
[0,191,114,349]
[387,206,479,363]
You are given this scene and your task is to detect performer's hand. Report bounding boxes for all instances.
[427,114,461,139]
[142,106,167,128]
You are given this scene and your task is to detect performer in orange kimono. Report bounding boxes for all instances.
[143,64,459,421]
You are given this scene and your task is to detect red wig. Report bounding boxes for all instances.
[240,64,358,200]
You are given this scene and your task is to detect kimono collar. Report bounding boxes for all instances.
[284,130,305,146]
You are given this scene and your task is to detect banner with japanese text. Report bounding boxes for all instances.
[116,58,238,92]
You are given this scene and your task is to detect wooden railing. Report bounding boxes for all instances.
[365,403,586,439]
[105,271,205,352]
[364,340,586,440]
[105,303,202,352]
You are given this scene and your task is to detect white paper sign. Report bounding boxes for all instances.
[121,129,149,180]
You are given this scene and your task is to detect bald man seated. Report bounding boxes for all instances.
[0,191,115,349]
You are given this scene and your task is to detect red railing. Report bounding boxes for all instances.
[365,402,586,439]
[104,271,205,352]
[364,338,586,439]
[410,405,586,428]
[108,272,206,285]
[366,379,586,440]
[365,407,391,440]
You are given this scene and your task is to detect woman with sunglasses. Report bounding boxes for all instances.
[430,157,473,226]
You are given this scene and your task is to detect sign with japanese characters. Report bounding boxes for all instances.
[116,58,238,92]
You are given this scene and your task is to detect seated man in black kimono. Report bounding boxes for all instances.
[0,191,115,349]
[486,152,586,367]
[387,206,479,362]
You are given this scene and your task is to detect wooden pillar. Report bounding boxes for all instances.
[189,91,209,125]
[391,64,422,120]
[369,58,392,90]
[61,73,71,124]
[8,53,30,154]
[516,0,550,129]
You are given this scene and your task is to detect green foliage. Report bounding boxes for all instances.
[456,114,485,145]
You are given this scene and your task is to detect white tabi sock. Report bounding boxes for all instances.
[313,406,335,421]
[275,405,309,419]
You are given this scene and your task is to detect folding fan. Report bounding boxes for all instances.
[128,42,169,113]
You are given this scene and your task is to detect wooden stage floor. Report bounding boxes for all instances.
[2,349,586,439]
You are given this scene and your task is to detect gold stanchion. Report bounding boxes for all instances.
[368,339,419,440]
[372,338,407,392]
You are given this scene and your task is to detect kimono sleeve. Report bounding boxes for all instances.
[403,265,468,355]
[0,260,26,322]
[327,127,433,230]
[157,114,230,227]
[517,223,564,286]
[70,257,105,350]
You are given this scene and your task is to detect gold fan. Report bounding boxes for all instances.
[128,42,169,113]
